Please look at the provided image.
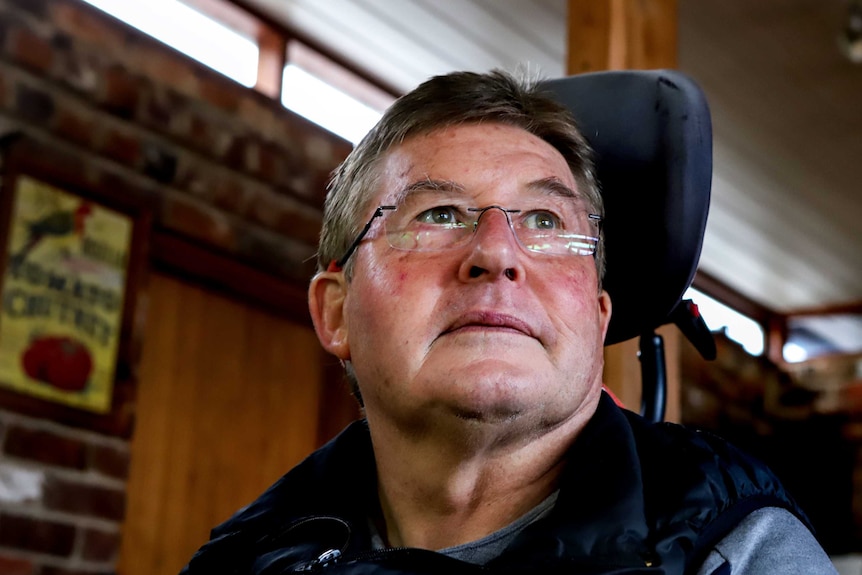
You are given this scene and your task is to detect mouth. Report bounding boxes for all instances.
[442,311,537,339]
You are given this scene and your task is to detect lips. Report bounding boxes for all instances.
[442,311,537,339]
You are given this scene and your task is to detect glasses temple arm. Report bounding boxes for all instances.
[333,206,387,270]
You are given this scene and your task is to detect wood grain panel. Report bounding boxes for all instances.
[567,0,677,72]
[118,272,331,575]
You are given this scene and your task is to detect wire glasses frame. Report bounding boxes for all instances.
[331,204,602,270]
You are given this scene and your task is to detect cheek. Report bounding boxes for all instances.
[560,266,600,307]
[548,266,604,336]
[361,251,415,297]
[394,271,410,293]
[348,257,430,342]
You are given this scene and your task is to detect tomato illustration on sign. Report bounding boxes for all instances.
[21,335,94,392]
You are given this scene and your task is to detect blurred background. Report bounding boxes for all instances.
[0,1,859,573]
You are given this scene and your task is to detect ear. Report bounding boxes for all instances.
[308,271,351,360]
[597,289,612,342]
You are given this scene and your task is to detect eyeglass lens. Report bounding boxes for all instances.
[382,194,599,256]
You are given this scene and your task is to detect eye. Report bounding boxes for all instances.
[522,210,563,230]
[416,206,462,226]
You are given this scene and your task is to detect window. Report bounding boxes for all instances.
[782,341,809,363]
[684,288,765,356]
[784,313,862,362]
[282,41,393,144]
[281,65,383,144]
[79,0,394,144]
[80,0,258,86]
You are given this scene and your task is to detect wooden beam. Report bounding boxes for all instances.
[765,314,788,365]
[256,26,287,99]
[566,1,614,74]
[150,231,312,327]
[567,0,678,73]
[783,301,862,317]
[567,0,681,420]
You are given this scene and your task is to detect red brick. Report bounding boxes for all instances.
[9,27,53,73]
[0,554,35,575]
[43,476,126,521]
[198,75,241,113]
[276,209,322,247]
[50,3,125,50]
[257,141,285,182]
[87,444,129,480]
[245,188,281,229]
[4,426,87,470]
[54,45,101,98]
[274,144,334,204]
[212,177,250,214]
[81,527,120,562]
[207,121,236,158]
[161,194,236,251]
[173,158,209,199]
[8,0,48,18]
[53,103,97,148]
[222,135,249,171]
[14,83,55,125]
[187,113,211,151]
[100,65,141,118]
[141,141,178,183]
[0,513,75,556]
[142,87,188,135]
[237,95,276,134]
[236,228,316,283]
[101,128,141,166]
[245,190,320,246]
[137,49,196,96]
[244,139,260,173]
[94,170,160,209]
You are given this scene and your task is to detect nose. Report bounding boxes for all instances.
[457,206,525,282]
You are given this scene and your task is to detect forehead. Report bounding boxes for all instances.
[373,123,577,205]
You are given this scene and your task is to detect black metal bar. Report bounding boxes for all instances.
[639,332,666,423]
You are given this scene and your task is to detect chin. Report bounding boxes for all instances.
[440,373,564,425]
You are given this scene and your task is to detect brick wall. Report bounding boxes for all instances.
[0,0,350,282]
[0,0,351,572]
[0,411,129,574]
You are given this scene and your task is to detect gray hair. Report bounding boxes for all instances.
[317,69,606,285]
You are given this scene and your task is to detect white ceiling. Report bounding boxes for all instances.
[239,0,862,351]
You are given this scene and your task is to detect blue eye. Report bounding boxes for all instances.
[522,211,562,230]
[417,206,461,226]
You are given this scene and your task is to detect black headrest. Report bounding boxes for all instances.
[542,70,712,345]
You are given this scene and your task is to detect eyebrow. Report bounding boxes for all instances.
[527,177,579,199]
[394,176,580,204]
[394,178,466,204]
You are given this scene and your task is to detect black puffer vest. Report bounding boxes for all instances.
[181,394,807,575]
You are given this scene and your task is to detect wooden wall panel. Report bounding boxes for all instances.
[118,272,330,575]
[567,0,678,72]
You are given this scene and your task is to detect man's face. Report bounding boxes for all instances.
[311,123,611,437]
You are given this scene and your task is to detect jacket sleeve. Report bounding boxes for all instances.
[693,507,837,575]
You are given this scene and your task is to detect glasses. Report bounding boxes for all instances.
[333,200,602,270]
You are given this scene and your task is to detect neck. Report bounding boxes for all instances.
[367,401,596,550]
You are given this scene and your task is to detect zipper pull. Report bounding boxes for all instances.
[297,548,342,571]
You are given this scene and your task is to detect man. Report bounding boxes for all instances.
[182,70,835,574]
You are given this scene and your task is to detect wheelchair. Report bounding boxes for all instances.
[544,70,716,422]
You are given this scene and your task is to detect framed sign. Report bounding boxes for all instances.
[0,136,152,435]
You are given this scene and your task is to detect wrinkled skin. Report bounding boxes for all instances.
[311,122,611,447]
